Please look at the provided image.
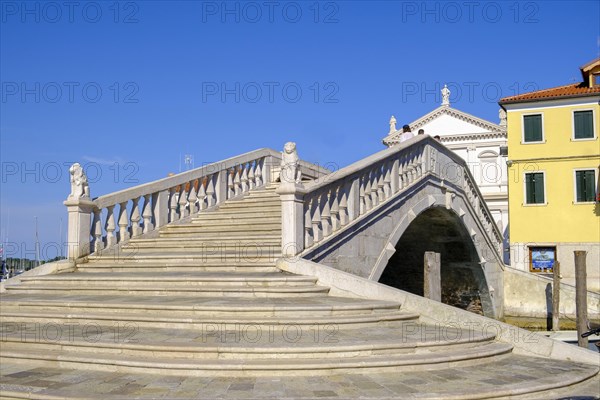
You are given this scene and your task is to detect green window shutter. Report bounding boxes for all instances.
[574,111,594,139]
[576,170,597,202]
[526,173,545,204]
[524,115,542,142]
[533,173,544,203]
[525,174,534,203]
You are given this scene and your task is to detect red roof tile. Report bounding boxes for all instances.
[499,83,600,104]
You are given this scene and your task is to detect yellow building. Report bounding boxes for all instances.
[499,58,600,291]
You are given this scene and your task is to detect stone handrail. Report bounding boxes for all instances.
[64,148,330,260]
[278,135,504,260]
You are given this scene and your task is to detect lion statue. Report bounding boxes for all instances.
[281,142,302,184]
[69,163,90,199]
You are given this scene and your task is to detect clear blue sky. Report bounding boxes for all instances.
[1,0,599,260]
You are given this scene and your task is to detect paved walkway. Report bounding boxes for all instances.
[1,355,598,399]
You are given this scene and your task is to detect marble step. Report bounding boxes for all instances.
[1,355,597,400]
[0,295,403,318]
[0,322,497,360]
[160,224,280,233]
[0,342,514,376]
[15,272,315,287]
[190,214,281,223]
[76,264,280,273]
[3,283,330,298]
[86,252,280,261]
[203,206,281,215]
[125,239,281,248]
[121,239,281,252]
[0,310,418,330]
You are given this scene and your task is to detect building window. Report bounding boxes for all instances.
[573,110,595,139]
[529,246,556,273]
[525,172,545,204]
[575,169,596,203]
[523,114,543,142]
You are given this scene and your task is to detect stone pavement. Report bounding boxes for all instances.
[1,355,599,399]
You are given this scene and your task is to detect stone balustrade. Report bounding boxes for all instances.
[64,148,329,260]
[280,136,504,260]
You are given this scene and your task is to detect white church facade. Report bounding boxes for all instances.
[383,86,510,264]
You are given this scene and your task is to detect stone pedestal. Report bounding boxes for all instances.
[277,182,306,257]
[63,198,95,260]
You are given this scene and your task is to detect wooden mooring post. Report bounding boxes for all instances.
[552,261,560,331]
[574,251,588,349]
[424,252,441,302]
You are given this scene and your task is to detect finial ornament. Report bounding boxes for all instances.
[389,115,397,134]
[499,108,507,127]
[68,163,90,200]
[441,84,451,106]
[281,142,302,185]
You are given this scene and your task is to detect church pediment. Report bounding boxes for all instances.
[384,105,505,145]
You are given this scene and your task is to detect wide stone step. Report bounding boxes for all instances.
[16,272,314,287]
[192,210,281,223]
[208,206,281,215]
[76,264,280,273]
[1,355,597,400]
[86,252,279,261]
[3,283,330,297]
[0,322,497,360]
[160,224,280,233]
[0,294,403,318]
[0,309,418,330]
[0,342,514,376]
[122,242,280,251]
[126,238,281,248]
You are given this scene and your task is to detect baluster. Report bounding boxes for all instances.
[206,175,216,207]
[383,161,392,199]
[179,185,188,219]
[142,194,154,233]
[330,187,340,232]
[370,170,379,207]
[304,201,314,248]
[118,202,130,242]
[199,178,207,210]
[234,167,242,196]
[311,197,323,242]
[105,205,116,248]
[169,187,178,222]
[255,160,263,187]
[130,197,142,237]
[364,175,372,211]
[391,159,400,194]
[377,167,385,202]
[241,165,249,193]
[188,181,198,214]
[248,163,256,190]
[338,185,349,226]
[321,191,332,237]
[359,176,366,214]
[227,169,235,198]
[92,209,103,252]
[400,160,407,189]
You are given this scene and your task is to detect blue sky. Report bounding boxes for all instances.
[1,0,599,259]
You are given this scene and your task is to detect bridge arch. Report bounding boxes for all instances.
[377,205,491,317]
[304,178,504,319]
